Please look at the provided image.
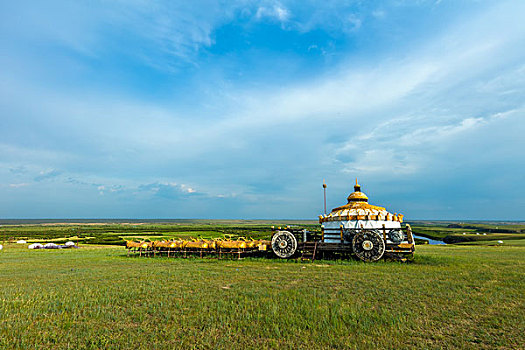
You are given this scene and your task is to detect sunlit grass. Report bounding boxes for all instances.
[1,244,523,349]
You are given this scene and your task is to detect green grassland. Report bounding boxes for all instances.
[0,220,320,246]
[1,221,524,349]
[1,244,524,349]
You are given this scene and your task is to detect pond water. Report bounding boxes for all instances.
[412,234,446,245]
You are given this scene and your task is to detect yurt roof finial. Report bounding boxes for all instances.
[347,178,368,203]
[354,178,361,192]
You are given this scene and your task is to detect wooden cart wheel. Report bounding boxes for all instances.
[388,229,404,245]
[271,231,297,259]
[352,230,385,262]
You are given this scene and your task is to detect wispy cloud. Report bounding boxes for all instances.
[9,183,30,188]
[34,169,62,182]
[9,166,27,175]
[138,182,199,199]
[256,2,290,23]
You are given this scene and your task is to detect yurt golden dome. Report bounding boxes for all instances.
[319,179,403,243]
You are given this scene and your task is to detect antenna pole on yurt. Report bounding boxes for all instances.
[323,179,327,215]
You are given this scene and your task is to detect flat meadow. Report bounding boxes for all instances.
[1,222,524,349]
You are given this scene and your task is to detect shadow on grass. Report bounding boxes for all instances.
[116,252,450,267]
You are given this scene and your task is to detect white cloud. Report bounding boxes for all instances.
[338,108,523,177]
[9,183,30,188]
[255,2,290,23]
[345,14,362,32]
[1,1,245,69]
[34,169,62,182]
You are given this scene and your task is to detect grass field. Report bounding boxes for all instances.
[0,220,319,246]
[1,242,524,349]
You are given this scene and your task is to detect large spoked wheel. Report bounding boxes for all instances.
[352,230,385,262]
[271,231,298,259]
[388,229,404,245]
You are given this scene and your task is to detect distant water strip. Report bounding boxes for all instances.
[412,234,446,245]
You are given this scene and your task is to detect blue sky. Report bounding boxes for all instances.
[1,0,524,220]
